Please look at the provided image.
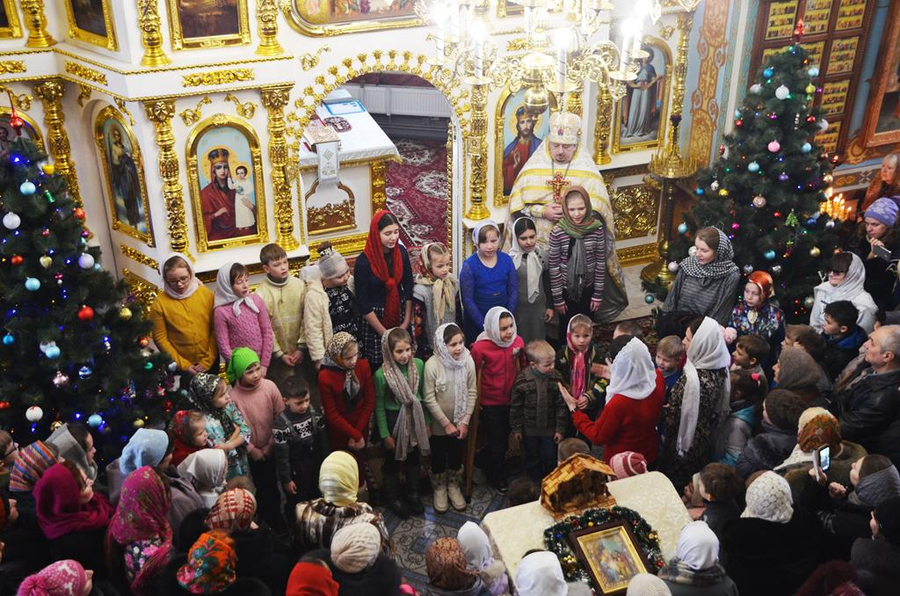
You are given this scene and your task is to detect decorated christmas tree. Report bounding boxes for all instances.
[646,38,837,322]
[0,105,172,452]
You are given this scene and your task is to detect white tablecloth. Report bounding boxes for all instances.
[298,102,399,168]
[481,471,691,579]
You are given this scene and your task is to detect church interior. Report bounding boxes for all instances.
[2,0,900,594]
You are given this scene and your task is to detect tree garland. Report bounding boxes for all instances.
[543,506,665,587]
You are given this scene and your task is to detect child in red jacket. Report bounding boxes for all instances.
[469,306,526,493]
[560,335,665,464]
[318,332,375,486]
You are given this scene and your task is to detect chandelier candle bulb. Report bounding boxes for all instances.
[434,8,446,64]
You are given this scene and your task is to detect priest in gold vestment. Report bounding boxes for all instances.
[503,112,628,322]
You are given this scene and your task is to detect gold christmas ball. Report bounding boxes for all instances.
[823,173,834,184]
[805,84,816,94]
[41,164,55,175]
[809,246,821,257]
[719,189,729,197]
[133,418,145,429]
[119,307,132,320]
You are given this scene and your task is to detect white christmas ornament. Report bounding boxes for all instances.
[775,85,790,100]
[77,253,95,269]
[2,212,21,230]
[750,84,762,94]
[667,261,679,273]
[26,406,43,422]
[688,246,697,257]
[819,119,829,131]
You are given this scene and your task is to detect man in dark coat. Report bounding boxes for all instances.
[835,325,900,467]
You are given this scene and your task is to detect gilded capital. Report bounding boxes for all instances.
[144,99,176,123]
[20,0,56,48]
[261,86,291,110]
[33,79,65,102]
[34,79,81,203]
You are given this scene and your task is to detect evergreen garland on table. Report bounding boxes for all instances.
[543,506,664,586]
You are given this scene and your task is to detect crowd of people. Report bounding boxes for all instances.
[4,170,900,596]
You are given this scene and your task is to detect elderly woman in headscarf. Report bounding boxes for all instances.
[293,450,390,555]
[318,332,376,479]
[423,537,489,596]
[773,347,825,406]
[105,428,171,505]
[560,334,665,465]
[722,472,823,596]
[457,521,509,596]
[306,522,402,596]
[659,317,731,491]
[176,448,228,508]
[106,466,173,595]
[660,227,741,335]
[658,521,738,595]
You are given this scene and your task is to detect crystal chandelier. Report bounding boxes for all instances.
[415,0,699,107]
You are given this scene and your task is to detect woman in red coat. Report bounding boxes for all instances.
[560,335,665,464]
[318,332,376,483]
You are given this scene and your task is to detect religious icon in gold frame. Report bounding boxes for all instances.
[62,0,117,51]
[186,115,268,252]
[0,0,22,39]
[167,0,251,51]
[0,108,43,152]
[282,0,421,36]
[861,0,900,148]
[494,87,556,207]
[612,38,671,154]
[94,106,155,247]
[567,520,649,594]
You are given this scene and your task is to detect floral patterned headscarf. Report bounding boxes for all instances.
[177,530,237,594]
[323,332,361,404]
[189,373,235,437]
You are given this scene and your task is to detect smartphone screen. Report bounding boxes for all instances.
[818,446,831,472]
[874,244,892,261]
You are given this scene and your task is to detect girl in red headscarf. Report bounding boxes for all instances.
[353,210,414,367]
[725,270,785,370]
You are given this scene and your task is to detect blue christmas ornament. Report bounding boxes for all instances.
[45,346,60,359]
[748,161,760,173]
[24,277,40,291]
[695,187,705,196]
[644,294,655,304]
[78,366,92,379]
[678,223,688,234]
[763,67,774,78]
[87,414,102,427]
[2,333,13,345]
[734,109,741,119]
[764,250,776,261]
[801,142,812,153]
[808,66,819,77]
[19,181,36,195]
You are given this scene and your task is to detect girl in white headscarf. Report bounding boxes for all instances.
[457,521,510,595]
[660,317,731,491]
[213,261,274,371]
[148,252,218,373]
[809,251,877,333]
[509,217,552,344]
[176,448,228,508]
[658,521,739,595]
[560,335,665,465]
[514,551,567,596]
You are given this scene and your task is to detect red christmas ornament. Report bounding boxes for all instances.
[0,401,10,410]
[806,115,817,123]
[138,336,150,348]
[77,305,94,322]
[163,400,174,413]
[718,144,726,156]
[793,18,805,41]
[735,119,743,127]
[73,207,85,220]
[774,211,782,218]
[10,255,23,266]
[6,90,23,136]
[41,228,50,237]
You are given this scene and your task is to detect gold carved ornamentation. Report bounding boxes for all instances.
[64,61,108,86]
[120,244,159,270]
[179,96,211,126]
[603,164,649,179]
[688,2,723,164]
[63,0,116,51]
[115,98,136,125]
[0,0,22,39]
[658,24,676,40]
[305,180,356,235]
[465,83,490,220]
[506,38,528,52]
[616,243,659,266]
[611,184,659,240]
[447,120,454,252]
[122,269,161,314]
[34,79,80,203]
[261,84,298,250]
[593,84,613,165]
[20,0,56,48]
[224,93,257,119]
[299,46,330,71]
[0,86,33,111]
[144,99,191,256]
[76,84,91,107]
[166,0,251,50]
[137,0,171,67]
[0,60,25,73]
[308,232,368,260]
[182,69,255,88]
[566,89,583,116]
[256,0,283,56]
[371,160,388,212]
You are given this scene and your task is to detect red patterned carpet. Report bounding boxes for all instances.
[386,139,448,256]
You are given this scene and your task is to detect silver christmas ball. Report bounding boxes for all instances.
[771,265,783,275]
[743,264,754,274]
[667,261,679,273]
[804,296,815,308]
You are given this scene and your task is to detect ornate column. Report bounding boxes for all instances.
[592,85,613,165]
[256,0,284,56]
[144,100,191,256]
[370,160,388,212]
[464,83,490,220]
[261,85,298,250]
[34,80,80,203]
[671,12,694,133]
[137,0,171,67]
[20,0,56,48]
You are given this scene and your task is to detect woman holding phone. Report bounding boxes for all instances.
[856,197,900,310]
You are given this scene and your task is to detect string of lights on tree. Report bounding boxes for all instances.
[644,21,839,321]
[0,92,175,455]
